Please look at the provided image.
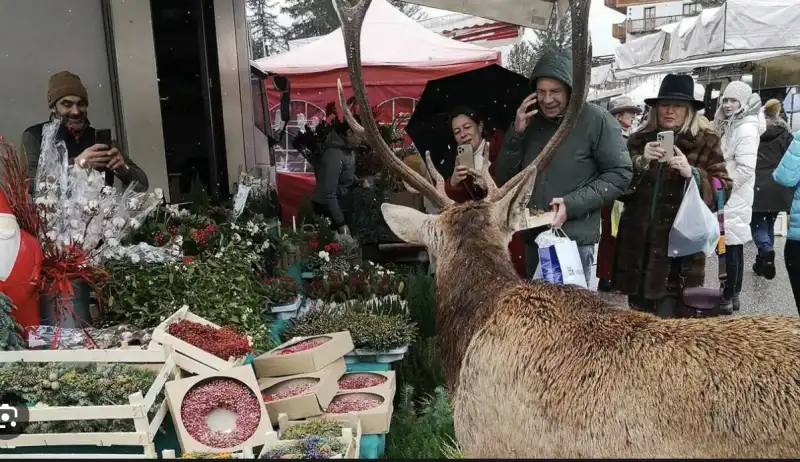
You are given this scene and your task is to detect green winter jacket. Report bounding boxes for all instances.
[494,50,633,246]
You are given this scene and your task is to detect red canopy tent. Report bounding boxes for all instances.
[252,0,500,223]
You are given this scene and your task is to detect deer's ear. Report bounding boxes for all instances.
[380,203,433,245]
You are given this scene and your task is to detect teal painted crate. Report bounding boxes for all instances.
[346,361,391,372]
[360,433,386,459]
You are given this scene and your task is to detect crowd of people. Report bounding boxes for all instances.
[309,50,799,317]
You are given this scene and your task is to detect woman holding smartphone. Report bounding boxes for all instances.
[442,106,526,277]
[612,74,731,318]
[444,106,502,201]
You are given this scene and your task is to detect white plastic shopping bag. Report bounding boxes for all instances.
[668,179,720,257]
[532,229,587,288]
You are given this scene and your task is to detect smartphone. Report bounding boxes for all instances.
[456,144,474,169]
[657,131,674,163]
[96,128,112,147]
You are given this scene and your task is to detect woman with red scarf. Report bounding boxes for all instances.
[443,106,527,277]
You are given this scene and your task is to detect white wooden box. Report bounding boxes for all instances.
[0,345,204,459]
[151,306,249,372]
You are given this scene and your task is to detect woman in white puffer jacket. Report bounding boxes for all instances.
[714,81,766,312]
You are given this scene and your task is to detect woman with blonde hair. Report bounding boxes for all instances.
[612,74,732,318]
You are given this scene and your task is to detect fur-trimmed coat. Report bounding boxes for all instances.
[611,127,732,300]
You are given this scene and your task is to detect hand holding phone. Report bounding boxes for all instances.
[515,94,538,133]
[656,131,674,163]
[457,144,475,170]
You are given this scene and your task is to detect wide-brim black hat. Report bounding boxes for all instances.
[643,74,704,111]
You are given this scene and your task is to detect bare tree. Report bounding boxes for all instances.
[247,0,288,59]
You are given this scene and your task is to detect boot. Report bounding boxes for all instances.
[762,250,776,280]
[719,298,734,315]
[752,254,764,276]
[733,294,741,312]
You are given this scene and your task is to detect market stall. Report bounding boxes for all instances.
[0,122,452,458]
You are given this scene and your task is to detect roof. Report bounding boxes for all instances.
[253,0,499,75]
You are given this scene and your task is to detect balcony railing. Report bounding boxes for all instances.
[613,11,700,39]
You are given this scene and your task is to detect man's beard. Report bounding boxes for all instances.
[65,116,88,131]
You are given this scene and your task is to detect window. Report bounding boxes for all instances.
[644,7,655,19]
[683,3,701,15]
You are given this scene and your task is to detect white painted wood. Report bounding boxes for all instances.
[0,348,166,363]
[151,307,247,371]
[0,432,149,447]
[27,405,141,422]
[0,350,176,458]
[0,454,147,459]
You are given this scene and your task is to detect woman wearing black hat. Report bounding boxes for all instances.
[611,74,733,318]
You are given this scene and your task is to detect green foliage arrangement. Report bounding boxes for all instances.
[284,302,417,352]
[0,362,162,434]
[281,419,344,440]
[384,385,458,459]
[0,294,24,351]
[302,263,404,303]
[97,246,272,351]
[393,271,447,401]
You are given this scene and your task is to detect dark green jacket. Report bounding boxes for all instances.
[311,131,357,228]
[495,50,633,246]
[21,122,149,193]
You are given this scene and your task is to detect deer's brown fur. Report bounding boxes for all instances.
[435,202,800,457]
[333,0,800,457]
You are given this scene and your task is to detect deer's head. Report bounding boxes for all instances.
[333,0,592,268]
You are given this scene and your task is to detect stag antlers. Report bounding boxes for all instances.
[334,0,592,210]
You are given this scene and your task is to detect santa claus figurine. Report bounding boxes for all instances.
[0,187,42,330]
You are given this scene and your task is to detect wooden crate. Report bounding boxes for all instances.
[0,345,209,459]
[257,425,357,459]
[151,306,249,372]
[276,412,362,459]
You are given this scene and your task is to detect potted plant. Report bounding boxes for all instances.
[284,303,417,363]
[264,275,301,320]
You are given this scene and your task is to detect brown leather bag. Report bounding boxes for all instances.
[675,285,722,318]
[674,176,727,319]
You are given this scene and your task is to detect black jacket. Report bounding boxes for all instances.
[20,122,148,194]
[753,118,794,213]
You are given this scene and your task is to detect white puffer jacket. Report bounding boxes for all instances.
[714,92,766,245]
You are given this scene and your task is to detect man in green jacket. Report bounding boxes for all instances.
[20,71,148,193]
[494,50,633,285]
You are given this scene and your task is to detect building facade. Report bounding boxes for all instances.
[0,0,258,202]
[606,0,702,44]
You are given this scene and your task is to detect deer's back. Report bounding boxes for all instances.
[451,281,800,458]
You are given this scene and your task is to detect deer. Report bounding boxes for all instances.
[332,0,800,458]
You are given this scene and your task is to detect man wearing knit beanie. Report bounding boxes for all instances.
[19,70,148,193]
[752,98,794,280]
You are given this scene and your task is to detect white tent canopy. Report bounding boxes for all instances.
[401,0,564,31]
[614,0,800,79]
[252,0,499,74]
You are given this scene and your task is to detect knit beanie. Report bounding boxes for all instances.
[764,98,782,118]
[720,81,752,107]
[47,71,89,107]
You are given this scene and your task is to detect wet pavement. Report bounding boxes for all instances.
[592,237,797,317]
[703,237,797,317]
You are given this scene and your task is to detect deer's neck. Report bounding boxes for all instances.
[435,239,521,391]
